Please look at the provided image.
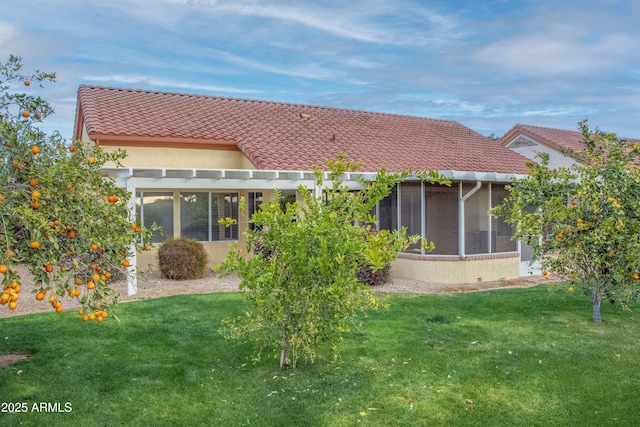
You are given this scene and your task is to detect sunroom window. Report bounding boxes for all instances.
[136,191,174,243]
[180,192,239,241]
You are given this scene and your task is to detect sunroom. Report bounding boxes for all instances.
[103,166,524,294]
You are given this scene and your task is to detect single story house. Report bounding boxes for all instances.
[499,123,639,169]
[73,85,530,293]
[499,123,639,273]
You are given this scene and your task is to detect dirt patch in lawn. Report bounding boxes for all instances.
[0,352,31,367]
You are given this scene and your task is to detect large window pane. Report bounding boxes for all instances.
[223,193,238,239]
[463,183,490,255]
[491,185,517,252]
[209,193,239,240]
[425,184,458,255]
[279,191,297,212]
[180,192,210,241]
[136,192,174,243]
[248,192,263,230]
[180,192,239,241]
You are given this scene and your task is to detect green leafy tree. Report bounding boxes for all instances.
[492,121,640,322]
[216,155,449,367]
[0,55,154,320]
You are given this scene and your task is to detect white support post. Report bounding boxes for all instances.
[487,183,492,254]
[421,180,425,255]
[459,181,482,259]
[396,183,402,238]
[126,179,138,296]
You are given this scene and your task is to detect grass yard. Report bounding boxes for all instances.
[1,283,639,426]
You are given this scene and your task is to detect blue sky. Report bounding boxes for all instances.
[1,0,639,141]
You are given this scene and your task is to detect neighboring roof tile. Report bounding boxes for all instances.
[75,85,529,174]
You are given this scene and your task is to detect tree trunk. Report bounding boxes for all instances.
[280,331,290,369]
[592,294,602,323]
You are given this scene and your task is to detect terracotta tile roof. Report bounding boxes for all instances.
[75,85,529,174]
[498,124,639,153]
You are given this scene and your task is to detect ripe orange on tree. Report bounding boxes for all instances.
[88,157,96,165]
[23,80,30,86]
[633,273,639,281]
[29,178,38,187]
[30,241,40,249]
[31,145,41,155]
[21,110,30,118]
[68,145,75,152]
[31,190,41,199]
[0,264,7,274]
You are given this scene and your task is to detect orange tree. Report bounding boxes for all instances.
[492,121,640,322]
[0,55,154,320]
[216,155,448,368]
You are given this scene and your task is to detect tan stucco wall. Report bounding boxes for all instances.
[391,255,520,284]
[139,247,519,285]
[101,145,255,169]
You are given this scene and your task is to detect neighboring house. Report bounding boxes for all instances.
[499,124,640,274]
[74,85,530,292]
[499,123,640,169]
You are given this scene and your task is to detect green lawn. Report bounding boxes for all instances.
[1,284,638,426]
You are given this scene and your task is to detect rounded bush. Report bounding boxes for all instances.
[158,238,208,280]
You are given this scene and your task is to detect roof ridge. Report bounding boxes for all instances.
[77,84,458,125]
[515,123,580,133]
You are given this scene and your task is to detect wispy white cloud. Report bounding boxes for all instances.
[474,31,635,75]
[0,21,19,46]
[153,0,462,47]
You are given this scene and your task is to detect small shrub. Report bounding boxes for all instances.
[356,263,391,286]
[158,238,208,280]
